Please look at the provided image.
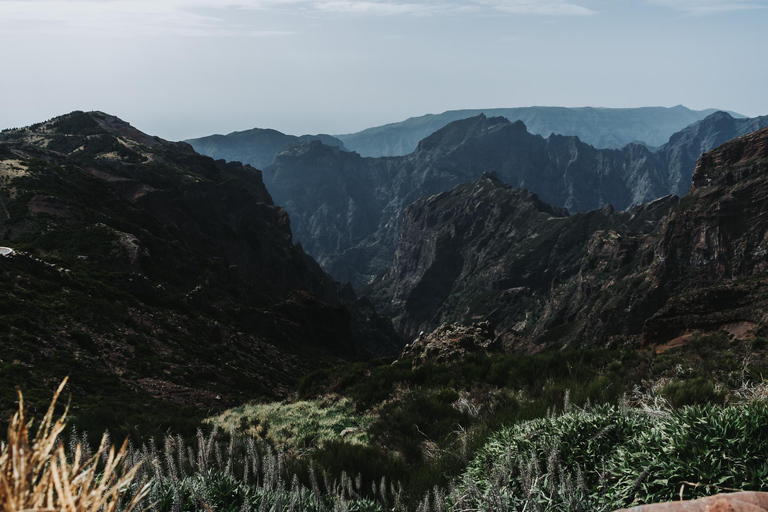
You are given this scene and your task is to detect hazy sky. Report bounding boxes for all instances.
[1,0,766,140]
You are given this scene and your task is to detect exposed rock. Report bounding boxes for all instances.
[615,492,768,512]
[400,322,501,367]
[382,172,675,341]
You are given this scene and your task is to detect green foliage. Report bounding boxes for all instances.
[370,388,471,464]
[459,401,768,511]
[661,377,726,408]
[206,398,373,451]
[312,441,407,491]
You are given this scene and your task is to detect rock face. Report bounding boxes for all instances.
[380,125,768,350]
[615,492,768,512]
[336,105,737,157]
[0,111,402,418]
[641,125,768,345]
[659,111,768,197]
[263,112,768,287]
[381,172,676,341]
[186,127,346,170]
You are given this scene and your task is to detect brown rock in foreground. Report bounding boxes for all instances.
[616,492,768,512]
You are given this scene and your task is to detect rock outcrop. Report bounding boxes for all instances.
[615,492,768,512]
[399,322,501,367]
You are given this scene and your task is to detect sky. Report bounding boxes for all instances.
[0,0,766,140]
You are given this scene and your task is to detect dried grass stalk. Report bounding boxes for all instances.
[0,378,150,512]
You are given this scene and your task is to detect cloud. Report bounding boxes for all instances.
[0,0,597,37]
[312,1,454,15]
[481,0,595,15]
[646,0,766,15]
[0,0,299,36]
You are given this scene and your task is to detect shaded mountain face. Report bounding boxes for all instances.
[382,126,768,350]
[0,111,401,421]
[186,127,346,170]
[336,105,740,157]
[659,111,768,197]
[264,112,768,288]
[382,172,676,340]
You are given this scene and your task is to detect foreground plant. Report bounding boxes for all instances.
[0,378,150,511]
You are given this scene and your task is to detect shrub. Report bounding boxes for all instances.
[662,377,726,408]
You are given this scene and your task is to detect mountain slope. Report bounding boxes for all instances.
[383,125,768,349]
[186,127,346,170]
[265,112,768,287]
[383,172,676,339]
[0,111,401,431]
[660,111,768,196]
[336,105,741,157]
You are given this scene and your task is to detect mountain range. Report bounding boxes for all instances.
[4,107,768,425]
[381,124,768,349]
[260,111,768,287]
[335,105,744,157]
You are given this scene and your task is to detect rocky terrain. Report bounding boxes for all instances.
[398,321,501,367]
[377,171,676,340]
[617,492,768,512]
[379,126,768,349]
[263,112,767,287]
[336,105,739,157]
[0,111,401,431]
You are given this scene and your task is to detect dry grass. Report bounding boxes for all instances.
[0,378,150,511]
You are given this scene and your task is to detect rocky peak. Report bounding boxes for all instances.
[692,126,768,189]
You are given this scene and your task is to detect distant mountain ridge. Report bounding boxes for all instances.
[336,105,744,157]
[262,111,768,287]
[186,128,346,170]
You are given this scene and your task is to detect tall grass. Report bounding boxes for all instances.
[88,395,768,512]
[6,377,767,511]
[119,427,402,511]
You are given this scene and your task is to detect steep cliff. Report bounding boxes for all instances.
[382,172,675,340]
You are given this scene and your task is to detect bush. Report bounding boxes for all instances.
[661,377,726,408]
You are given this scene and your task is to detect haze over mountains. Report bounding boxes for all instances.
[335,106,744,157]
[186,129,347,170]
[226,110,767,287]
